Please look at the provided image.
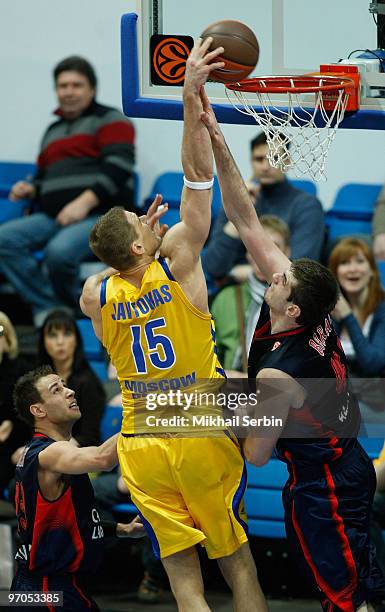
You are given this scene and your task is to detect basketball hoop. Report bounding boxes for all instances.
[225,74,356,181]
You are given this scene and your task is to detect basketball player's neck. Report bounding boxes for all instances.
[120,256,154,287]
[270,309,299,334]
[34,422,72,442]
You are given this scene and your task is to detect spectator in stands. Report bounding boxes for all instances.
[373,185,385,260]
[211,215,290,371]
[329,237,385,413]
[0,312,30,497]
[203,131,324,283]
[36,309,105,446]
[0,56,135,327]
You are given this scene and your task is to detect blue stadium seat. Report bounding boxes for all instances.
[76,319,104,361]
[0,161,36,224]
[290,179,317,196]
[325,216,373,241]
[158,207,180,228]
[0,161,36,192]
[325,183,382,241]
[245,459,287,539]
[247,460,287,488]
[0,199,30,223]
[330,183,382,219]
[89,360,108,382]
[358,437,383,459]
[100,404,122,441]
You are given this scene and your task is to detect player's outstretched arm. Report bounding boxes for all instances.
[160,38,224,280]
[200,88,290,283]
[39,433,119,475]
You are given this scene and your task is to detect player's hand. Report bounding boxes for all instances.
[56,190,99,226]
[0,420,13,443]
[11,446,25,465]
[141,193,169,239]
[331,293,352,322]
[9,180,36,201]
[184,37,225,92]
[117,516,146,538]
[199,86,222,141]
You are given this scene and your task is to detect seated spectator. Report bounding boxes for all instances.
[211,215,290,371]
[329,238,385,414]
[36,309,105,446]
[373,185,385,260]
[0,312,30,497]
[203,131,324,283]
[0,56,135,327]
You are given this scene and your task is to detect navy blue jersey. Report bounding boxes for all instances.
[248,301,360,466]
[14,434,104,575]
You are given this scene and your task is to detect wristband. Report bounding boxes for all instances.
[183,176,214,190]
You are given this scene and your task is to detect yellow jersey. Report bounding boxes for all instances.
[100,257,225,433]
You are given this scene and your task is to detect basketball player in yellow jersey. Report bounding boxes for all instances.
[80,38,267,612]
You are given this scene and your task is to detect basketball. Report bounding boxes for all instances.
[200,20,259,83]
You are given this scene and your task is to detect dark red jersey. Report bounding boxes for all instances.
[248,301,360,466]
[14,433,104,576]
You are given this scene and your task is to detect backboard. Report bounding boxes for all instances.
[121,0,385,129]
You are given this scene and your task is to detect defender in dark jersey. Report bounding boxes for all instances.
[198,85,385,611]
[11,366,144,611]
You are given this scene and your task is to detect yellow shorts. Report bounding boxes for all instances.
[118,432,248,559]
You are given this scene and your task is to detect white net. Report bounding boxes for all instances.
[225,77,350,181]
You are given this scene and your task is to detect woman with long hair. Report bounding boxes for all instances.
[329,237,385,378]
[37,309,105,446]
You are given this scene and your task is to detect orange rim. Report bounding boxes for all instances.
[226,75,354,94]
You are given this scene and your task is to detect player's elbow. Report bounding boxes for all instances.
[243,439,272,467]
[79,282,95,315]
[245,448,270,467]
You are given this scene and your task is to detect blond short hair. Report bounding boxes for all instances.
[89,207,138,270]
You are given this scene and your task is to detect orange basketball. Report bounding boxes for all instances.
[201,20,259,84]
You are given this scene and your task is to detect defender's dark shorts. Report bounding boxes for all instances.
[283,443,385,611]
[11,568,100,611]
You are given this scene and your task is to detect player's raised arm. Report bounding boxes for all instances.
[200,88,290,283]
[160,38,224,276]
